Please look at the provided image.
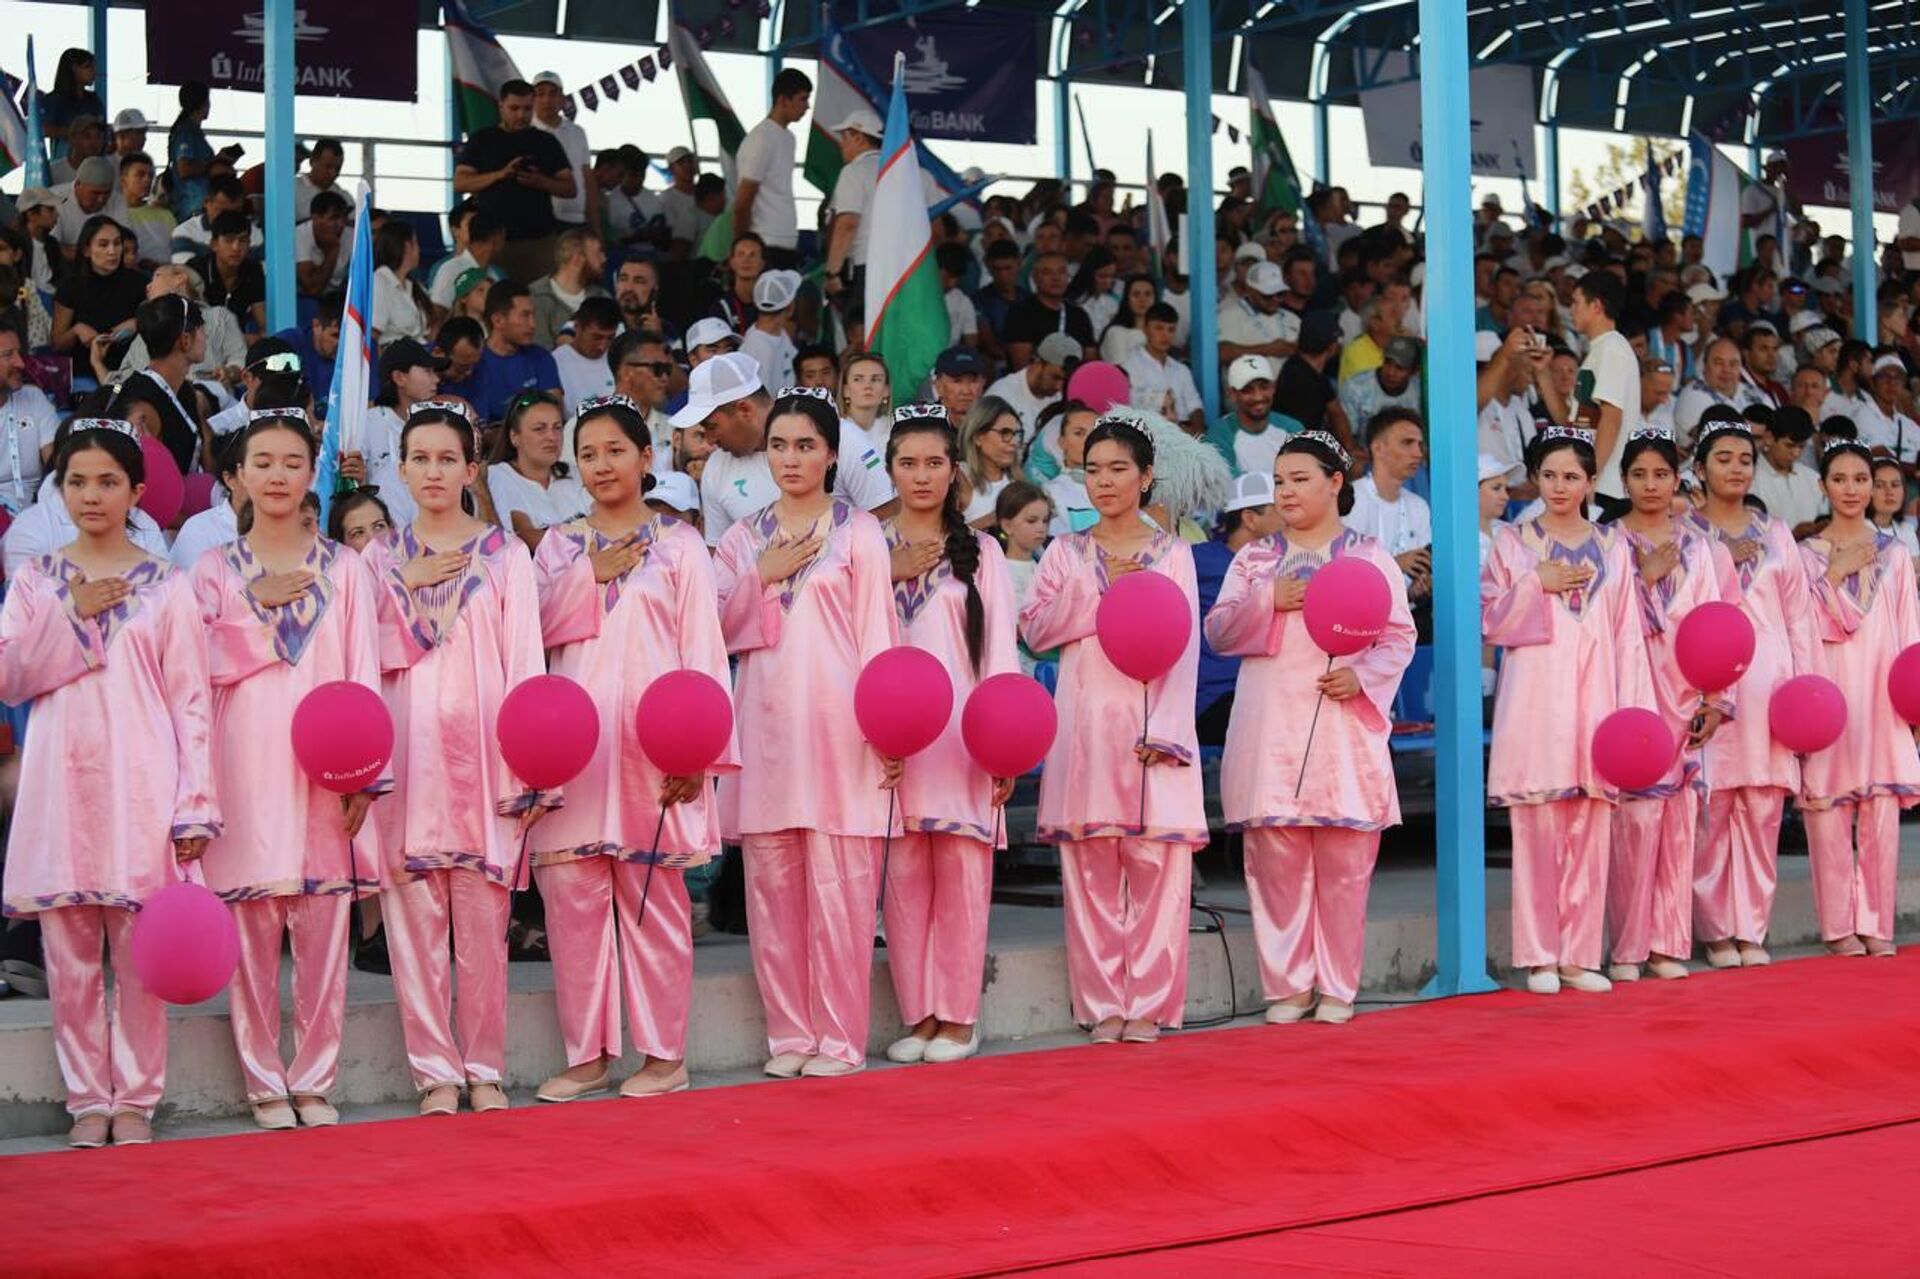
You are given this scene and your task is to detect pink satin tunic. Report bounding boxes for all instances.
[1797,535,1920,809]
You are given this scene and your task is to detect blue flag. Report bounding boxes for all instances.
[317,188,376,529]
[22,37,46,189]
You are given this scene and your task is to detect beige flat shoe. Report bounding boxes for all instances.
[468,1082,509,1112]
[1704,942,1741,969]
[1265,997,1316,1024]
[1647,957,1690,980]
[291,1096,339,1127]
[799,1056,864,1078]
[1120,1019,1160,1044]
[67,1113,109,1148]
[1606,963,1641,982]
[620,1063,691,1097]
[1558,967,1613,993]
[536,1068,610,1103]
[1089,1017,1124,1044]
[418,1085,460,1117]
[1312,998,1354,1025]
[109,1111,152,1145]
[763,1052,810,1079]
[1525,968,1560,995]
[1826,937,1868,957]
[1737,943,1771,967]
[251,1100,298,1131]
[1864,936,1898,957]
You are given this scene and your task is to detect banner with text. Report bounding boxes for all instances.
[1358,53,1537,179]
[146,0,418,101]
[843,11,1037,144]
[1786,125,1920,214]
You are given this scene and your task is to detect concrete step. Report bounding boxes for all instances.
[2,850,1916,1140]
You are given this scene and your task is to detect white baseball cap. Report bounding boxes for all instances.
[1478,453,1512,484]
[665,146,694,166]
[1686,282,1727,304]
[1226,355,1274,390]
[685,317,740,351]
[1233,241,1267,265]
[647,471,701,514]
[829,107,884,138]
[112,108,150,133]
[753,269,802,312]
[1873,354,1907,378]
[1245,261,1285,296]
[1224,471,1276,513]
[532,70,565,90]
[670,353,764,429]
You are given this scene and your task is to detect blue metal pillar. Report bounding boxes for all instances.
[264,0,296,334]
[90,0,108,115]
[1313,97,1330,186]
[1182,0,1219,418]
[1417,0,1496,998]
[1544,120,1561,221]
[1056,75,1073,186]
[1844,0,1877,344]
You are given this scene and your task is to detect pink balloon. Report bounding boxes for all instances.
[855,647,954,759]
[291,681,395,794]
[1591,707,1679,792]
[961,673,1058,778]
[637,670,735,776]
[1065,361,1130,413]
[498,675,599,791]
[1674,601,1755,695]
[1770,674,1847,754]
[1890,644,1920,724]
[1302,557,1392,657]
[1096,570,1191,682]
[137,435,185,528]
[179,472,218,520]
[131,882,239,1005]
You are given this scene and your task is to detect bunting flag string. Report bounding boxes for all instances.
[556,11,766,119]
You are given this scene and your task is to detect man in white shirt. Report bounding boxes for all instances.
[985,332,1074,443]
[1854,354,1920,467]
[1347,407,1432,602]
[739,270,802,395]
[531,73,599,233]
[1740,151,1797,277]
[1564,273,1640,509]
[551,297,621,417]
[1208,355,1298,479]
[822,108,882,305]
[1338,336,1422,433]
[732,68,812,268]
[0,322,60,513]
[1674,336,1764,447]
[292,139,349,222]
[599,145,665,247]
[1474,328,1542,492]
[1216,260,1296,368]
[54,156,117,249]
[658,146,712,255]
[677,353,894,545]
[1122,303,1205,433]
[429,209,506,312]
[295,193,352,295]
[1748,405,1825,533]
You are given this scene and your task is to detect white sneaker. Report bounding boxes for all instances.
[923,1028,980,1063]
[1606,963,1641,982]
[885,1034,929,1064]
[1560,968,1613,993]
[1525,969,1561,995]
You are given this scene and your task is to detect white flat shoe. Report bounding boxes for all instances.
[1606,963,1640,982]
[1560,968,1613,993]
[763,1052,810,1079]
[1737,943,1771,967]
[885,1034,930,1064]
[1704,944,1741,969]
[1525,969,1560,995]
[923,1029,979,1063]
[1311,998,1353,1025]
[1647,957,1690,980]
[1264,999,1316,1024]
[799,1056,864,1078]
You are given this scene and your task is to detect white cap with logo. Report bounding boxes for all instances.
[1224,470,1276,513]
[1227,354,1275,390]
[670,353,764,429]
[648,471,702,514]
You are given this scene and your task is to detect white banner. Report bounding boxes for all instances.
[1358,53,1538,179]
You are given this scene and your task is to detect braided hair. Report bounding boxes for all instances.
[886,410,986,674]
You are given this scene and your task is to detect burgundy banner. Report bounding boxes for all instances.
[145,0,416,101]
[1786,124,1920,214]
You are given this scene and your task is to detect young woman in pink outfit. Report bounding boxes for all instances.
[0,421,217,1148]
[879,404,1019,1066]
[530,396,738,1103]
[1019,416,1207,1045]
[1796,440,1920,957]
[191,409,388,1132]
[1606,427,1736,982]
[712,389,901,1079]
[1204,432,1414,1025]
[359,404,552,1116]
[1482,427,1654,996]
[1683,411,1816,968]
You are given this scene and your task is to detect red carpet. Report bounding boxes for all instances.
[11,954,1920,1278]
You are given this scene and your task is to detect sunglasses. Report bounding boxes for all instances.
[622,360,675,377]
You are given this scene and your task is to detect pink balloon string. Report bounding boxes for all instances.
[1138,684,1149,835]
[1295,656,1334,798]
[634,803,670,928]
[877,789,897,919]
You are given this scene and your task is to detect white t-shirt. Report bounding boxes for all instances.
[1673,380,1761,450]
[962,474,1010,523]
[1740,182,1794,274]
[738,326,797,398]
[429,249,479,309]
[984,368,1059,442]
[372,266,428,346]
[735,119,799,250]
[1043,471,1094,535]
[1852,398,1920,466]
[1901,202,1920,274]
[660,186,713,248]
[1122,348,1204,422]
[946,288,979,346]
[170,501,241,570]
[827,151,879,267]
[552,344,615,419]
[1347,474,1432,559]
[534,116,592,226]
[1232,422,1289,480]
[0,386,61,513]
[292,174,348,222]
[1749,458,1825,529]
[295,221,350,291]
[362,404,417,527]
[1578,328,1641,499]
[1476,394,1535,485]
[488,464,591,533]
[699,438,893,546]
[3,479,169,577]
[1100,325,1146,366]
[1216,295,1296,355]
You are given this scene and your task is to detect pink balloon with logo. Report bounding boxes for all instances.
[1095,571,1191,682]
[1302,556,1392,657]
[131,882,239,1005]
[1066,361,1130,413]
[291,681,396,794]
[137,435,185,528]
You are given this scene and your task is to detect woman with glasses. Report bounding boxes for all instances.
[957,396,1027,527]
[361,402,551,1117]
[530,394,737,1102]
[487,391,589,552]
[713,387,899,1079]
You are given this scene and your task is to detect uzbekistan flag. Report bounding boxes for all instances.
[318,186,376,527]
[445,0,523,136]
[863,57,947,400]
